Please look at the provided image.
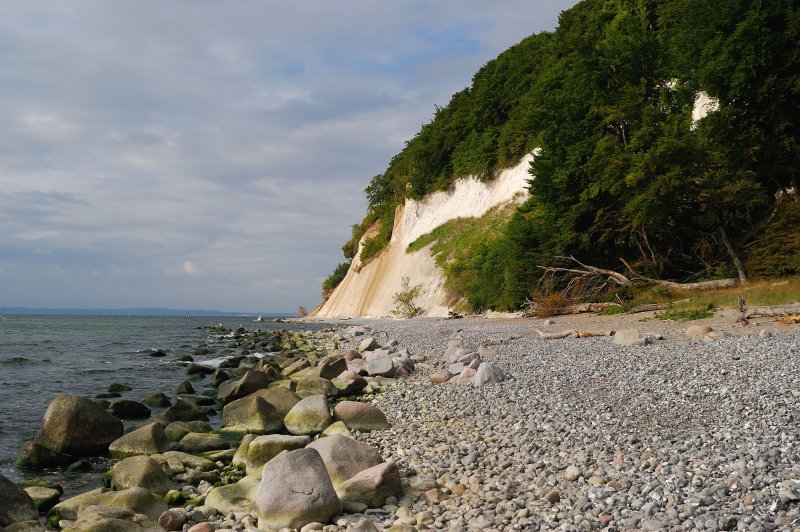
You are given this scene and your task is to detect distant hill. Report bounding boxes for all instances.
[0,307,290,317]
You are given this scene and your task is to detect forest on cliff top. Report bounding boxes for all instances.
[325,0,800,312]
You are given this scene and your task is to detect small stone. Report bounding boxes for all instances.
[564,465,581,481]
[543,490,560,503]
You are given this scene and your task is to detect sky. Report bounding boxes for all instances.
[0,1,578,313]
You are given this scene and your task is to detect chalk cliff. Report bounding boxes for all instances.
[314,153,534,317]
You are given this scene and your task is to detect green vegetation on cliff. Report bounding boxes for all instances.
[329,0,800,311]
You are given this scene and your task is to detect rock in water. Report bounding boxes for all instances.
[108,422,169,459]
[254,448,342,530]
[0,473,38,526]
[33,395,123,456]
[110,399,152,420]
[332,401,390,432]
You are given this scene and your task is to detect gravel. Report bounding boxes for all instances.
[334,317,800,531]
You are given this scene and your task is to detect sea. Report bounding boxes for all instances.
[0,313,319,494]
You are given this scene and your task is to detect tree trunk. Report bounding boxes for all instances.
[716,216,748,285]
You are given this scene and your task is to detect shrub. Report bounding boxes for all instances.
[391,276,423,318]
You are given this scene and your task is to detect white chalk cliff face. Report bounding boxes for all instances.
[315,153,535,317]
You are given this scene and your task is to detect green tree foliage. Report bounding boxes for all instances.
[324,0,800,309]
[321,261,351,297]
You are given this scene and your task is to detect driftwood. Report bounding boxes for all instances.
[533,328,615,339]
[539,256,738,294]
[627,303,671,314]
[740,302,800,320]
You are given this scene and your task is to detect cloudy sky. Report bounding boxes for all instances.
[0,1,577,313]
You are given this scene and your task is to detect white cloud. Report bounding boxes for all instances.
[0,0,578,311]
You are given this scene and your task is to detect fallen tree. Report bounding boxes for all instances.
[738,300,800,321]
[533,328,615,340]
[537,256,739,293]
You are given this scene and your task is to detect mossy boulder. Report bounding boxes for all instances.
[108,422,169,459]
[110,399,151,420]
[205,474,260,515]
[294,376,338,398]
[162,399,208,423]
[111,456,172,496]
[232,434,258,468]
[14,441,73,469]
[176,432,229,454]
[33,395,123,457]
[283,395,332,436]
[61,504,159,532]
[163,420,212,442]
[320,421,353,438]
[245,434,311,475]
[23,486,61,512]
[49,487,167,521]
[150,451,215,475]
[222,395,282,435]
[141,393,171,408]
[252,387,301,418]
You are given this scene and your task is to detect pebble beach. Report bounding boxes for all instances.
[340,316,800,531]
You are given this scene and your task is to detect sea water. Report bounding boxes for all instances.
[0,313,317,493]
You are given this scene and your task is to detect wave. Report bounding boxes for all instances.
[1,357,50,366]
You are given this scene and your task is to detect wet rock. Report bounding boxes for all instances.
[163,399,208,423]
[33,395,123,456]
[110,399,151,420]
[141,393,171,408]
[14,441,73,469]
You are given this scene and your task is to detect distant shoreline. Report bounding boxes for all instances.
[0,307,291,317]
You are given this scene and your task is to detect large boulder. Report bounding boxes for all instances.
[358,337,380,352]
[0,473,38,526]
[111,456,172,496]
[365,358,395,378]
[331,371,368,395]
[205,475,260,515]
[33,395,123,456]
[283,395,332,435]
[254,448,342,530]
[232,434,258,468]
[252,387,301,418]
[61,504,160,532]
[339,461,402,508]
[245,434,311,474]
[222,395,282,435]
[108,422,169,459]
[49,487,167,521]
[306,434,383,495]
[612,328,647,346]
[332,401,390,432]
[217,370,272,404]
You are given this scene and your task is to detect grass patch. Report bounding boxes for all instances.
[654,303,716,321]
[597,304,627,315]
